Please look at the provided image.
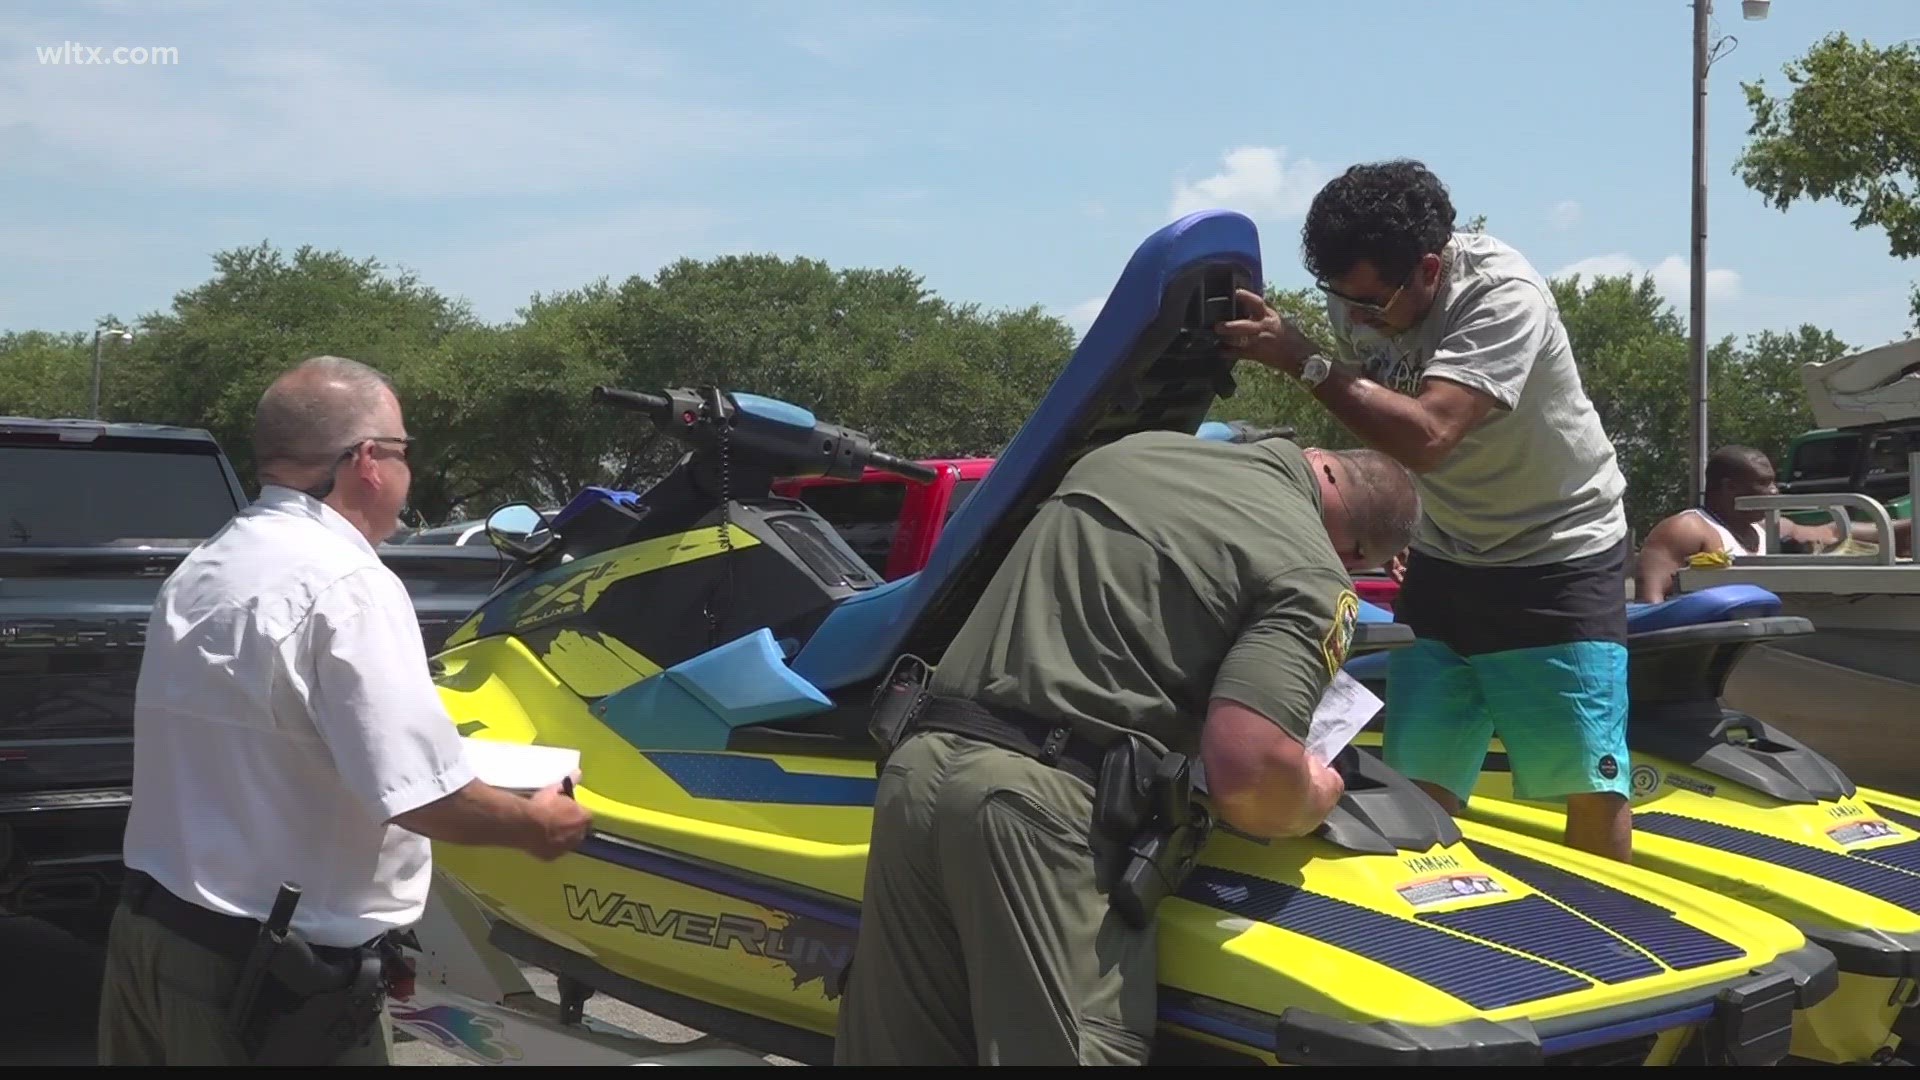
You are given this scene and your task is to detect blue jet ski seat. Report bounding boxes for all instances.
[788,209,1264,693]
[1624,584,1783,635]
[1342,584,1809,708]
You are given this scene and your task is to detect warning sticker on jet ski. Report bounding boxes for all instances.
[1828,819,1901,847]
[1397,874,1507,909]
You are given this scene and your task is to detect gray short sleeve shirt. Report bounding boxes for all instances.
[1326,232,1628,567]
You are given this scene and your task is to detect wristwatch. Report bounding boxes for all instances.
[1298,353,1332,388]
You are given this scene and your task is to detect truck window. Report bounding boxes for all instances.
[943,478,981,524]
[1865,430,1913,478]
[792,480,907,575]
[0,444,239,547]
[1785,433,1860,484]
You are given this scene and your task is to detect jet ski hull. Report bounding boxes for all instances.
[1346,584,1920,1065]
[428,633,1833,1067]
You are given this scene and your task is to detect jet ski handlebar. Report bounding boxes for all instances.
[590,383,937,485]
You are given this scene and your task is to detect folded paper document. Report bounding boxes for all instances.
[461,737,581,794]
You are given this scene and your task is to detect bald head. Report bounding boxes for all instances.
[254,355,398,479]
[1307,446,1421,571]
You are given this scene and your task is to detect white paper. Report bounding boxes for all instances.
[1304,670,1384,764]
[1189,671,1382,796]
[461,737,581,794]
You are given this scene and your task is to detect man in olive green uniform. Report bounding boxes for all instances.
[834,429,1419,1065]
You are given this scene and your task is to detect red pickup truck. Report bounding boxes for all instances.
[772,454,1402,609]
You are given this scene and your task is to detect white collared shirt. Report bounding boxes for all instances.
[123,485,475,947]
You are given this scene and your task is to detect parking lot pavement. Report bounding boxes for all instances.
[2,913,797,1066]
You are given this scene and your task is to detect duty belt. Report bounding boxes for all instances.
[121,869,374,964]
[909,694,1108,787]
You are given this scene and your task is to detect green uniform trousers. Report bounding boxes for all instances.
[834,730,1158,1065]
[96,897,393,1066]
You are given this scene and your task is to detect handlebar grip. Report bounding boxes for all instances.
[591,386,672,415]
[870,451,938,484]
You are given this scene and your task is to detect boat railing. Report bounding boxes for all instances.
[1722,448,1918,568]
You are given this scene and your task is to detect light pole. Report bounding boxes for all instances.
[1689,0,1770,505]
[91,323,133,420]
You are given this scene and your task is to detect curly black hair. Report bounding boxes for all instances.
[1300,159,1456,285]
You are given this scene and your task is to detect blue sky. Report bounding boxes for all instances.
[3,0,1916,353]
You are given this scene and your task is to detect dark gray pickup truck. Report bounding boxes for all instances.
[0,415,504,941]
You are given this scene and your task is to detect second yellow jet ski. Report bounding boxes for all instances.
[1346,586,1920,1065]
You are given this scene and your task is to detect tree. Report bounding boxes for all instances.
[1736,32,1920,328]
[0,331,92,418]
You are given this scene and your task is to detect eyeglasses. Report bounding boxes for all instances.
[1315,274,1409,318]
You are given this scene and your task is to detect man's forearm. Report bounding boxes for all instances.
[393,778,544,849]
[1307,368,1450,473]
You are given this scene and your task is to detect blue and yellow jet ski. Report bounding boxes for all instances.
[423,210,1836,1066]
[1345,585,1920,1065]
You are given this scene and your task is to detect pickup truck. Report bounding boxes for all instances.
[0,415,504,942]
[771,438,1404,610]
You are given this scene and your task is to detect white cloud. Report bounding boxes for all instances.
[0,5,853,198]
[1168,147,1330,224]
[1056,294,1107,339]
[1549,199,1582,231]
[1550,253,1741,306]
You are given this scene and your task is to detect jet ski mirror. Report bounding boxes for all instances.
[485,501,557,560]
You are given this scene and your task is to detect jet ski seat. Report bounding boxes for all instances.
[788,208,1270,697]
[1341,584,1813,704]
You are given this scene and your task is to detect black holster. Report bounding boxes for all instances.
[236,941,392,1064]
[221,882,396,1064]
[865,652,935,770]
[1092,735,1212,930]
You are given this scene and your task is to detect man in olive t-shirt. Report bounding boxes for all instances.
[834,430,1419,1066]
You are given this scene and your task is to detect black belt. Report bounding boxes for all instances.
[909,695,1109,787]
[120,869,370,965]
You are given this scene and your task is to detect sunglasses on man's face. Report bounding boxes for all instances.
[1315,275,1409,318]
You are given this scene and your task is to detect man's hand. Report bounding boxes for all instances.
[522,778,592,861]
[1215,288,1319,376]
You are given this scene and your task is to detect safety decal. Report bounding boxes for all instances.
[1828,819,1901,847]
[1396,873,1507,909]
[1629,764,1661,798]
[1321,589,1360,678]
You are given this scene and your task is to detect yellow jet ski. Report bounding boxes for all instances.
[424,210,1836,1066]
[1345,586,1920,1065]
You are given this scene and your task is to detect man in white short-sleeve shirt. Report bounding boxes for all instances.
[98,355,592,1066]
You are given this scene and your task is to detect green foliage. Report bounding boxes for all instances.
[1736,32,1920,327]
[0,233,1856,539]
[1549,273,1833,537]
[0,243,1073,525]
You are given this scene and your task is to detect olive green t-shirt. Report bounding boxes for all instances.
[928,430,1359,755]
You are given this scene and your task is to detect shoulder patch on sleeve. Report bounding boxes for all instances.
[1321,588,1360,677]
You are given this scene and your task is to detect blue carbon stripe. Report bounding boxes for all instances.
[644,752,878,806]
[1855,838,1920,876]
[578,834,859,929]
[1178,866,1591,1011]
[1421,895,1662,984]
[1634,812,1920,914]
[1869,803,1920,833]
[1465,841,1747,972]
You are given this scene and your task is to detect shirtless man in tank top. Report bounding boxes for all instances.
[1634,444,1912,602]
